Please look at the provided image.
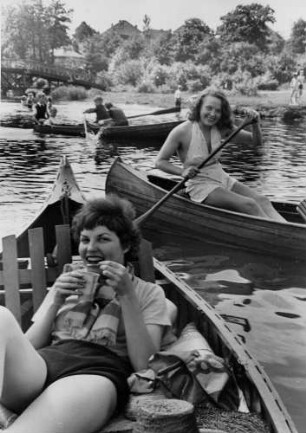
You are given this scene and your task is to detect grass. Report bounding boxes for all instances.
[95,89,294,110]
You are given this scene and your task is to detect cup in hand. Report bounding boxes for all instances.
[80,271,100,302]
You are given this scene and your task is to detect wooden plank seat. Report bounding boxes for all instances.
[0,225,72,329]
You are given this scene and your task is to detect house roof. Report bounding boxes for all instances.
[54,47,85,59]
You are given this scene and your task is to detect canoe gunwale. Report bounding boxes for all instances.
[105,158,306,260]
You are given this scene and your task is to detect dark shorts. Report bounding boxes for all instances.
[38,340,132,409]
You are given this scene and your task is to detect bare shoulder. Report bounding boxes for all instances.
[168,120,191,140]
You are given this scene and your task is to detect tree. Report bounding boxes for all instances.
[217,3,275,51]
[288,19,306,54]
[143,14,151,36]
[1,0,71,63]
[46,0,72,63]
[152,31,175,65]
[74,21,97,43]
[173,18,212,62]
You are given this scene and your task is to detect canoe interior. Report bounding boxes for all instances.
[16,199,82,257]
[153,260,297,433]
[147,173,304,225]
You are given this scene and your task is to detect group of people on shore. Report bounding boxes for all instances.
[289,69,305,106]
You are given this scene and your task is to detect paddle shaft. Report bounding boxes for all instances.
[135,117,255,225]
[127,107,178,119]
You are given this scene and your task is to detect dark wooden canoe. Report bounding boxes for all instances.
[99,119,183,141]
[33,122,99,137]
[32,107,181,138]
[105,157,306,261]
[0,155,298,433]
[0,156,85,259]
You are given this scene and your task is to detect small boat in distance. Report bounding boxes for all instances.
[32,107,182,138]
[105,157,306,261]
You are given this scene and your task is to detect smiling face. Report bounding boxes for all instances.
[199,95,222,127]
[78,225,128,270]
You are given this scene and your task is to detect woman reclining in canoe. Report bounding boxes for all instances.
[155,88,285,222]
[0,195,172,432]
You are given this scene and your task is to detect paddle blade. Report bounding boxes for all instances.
[84,119,100,145]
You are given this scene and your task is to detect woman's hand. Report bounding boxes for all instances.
[50,270,86,305]
[99,261,133,297]
[245,108,260,123]
[182,165,200,179]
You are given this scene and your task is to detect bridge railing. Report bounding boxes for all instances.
[1,59,93,83]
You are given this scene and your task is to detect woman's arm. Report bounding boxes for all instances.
[120,289,164,371]
[225,110,263,146]
[26,270,85,349]
[155,125,186,176]
[101,261,165,371]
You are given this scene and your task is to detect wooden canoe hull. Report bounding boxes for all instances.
[153,259,298,433]
[0,156,85,258]
[100,120,183,140]
[33,123,99,137]
[105,158,306,261]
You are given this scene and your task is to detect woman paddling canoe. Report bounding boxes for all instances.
[155,88,286,222]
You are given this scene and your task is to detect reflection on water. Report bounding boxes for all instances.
[1,100,306,431]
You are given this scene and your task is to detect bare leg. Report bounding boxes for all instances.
[6,375,117,433]
[0,307,47,412]
[231,181,286,222]
[205,187,267,218]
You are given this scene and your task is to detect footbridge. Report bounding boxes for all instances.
[1,59,104,94]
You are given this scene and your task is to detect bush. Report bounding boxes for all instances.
[136,81,156,93]
[187,79,205,92]
[51,86,69,101]
[114,60,144,86]
[51,86,87,101]
[95,71,113,91]
[257,79,279,91]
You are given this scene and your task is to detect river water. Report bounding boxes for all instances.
[1,99,306,431]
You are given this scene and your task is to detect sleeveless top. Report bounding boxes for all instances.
[184,122,221,169]
[184,122,236,202]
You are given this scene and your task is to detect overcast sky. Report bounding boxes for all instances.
[2,0,306,39]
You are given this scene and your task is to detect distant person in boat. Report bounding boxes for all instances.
[43,106,58,125]
[296,69,305,104]
[26,91,36,110]
[289,73,299,105]
[174,85,182,110]
[105,102,129,126]
[0,195,173,432]
[46,96,53,115]
[33,92,49,124]
[155,88,286,222]
[20,95,28,107]
[83,95,111,125]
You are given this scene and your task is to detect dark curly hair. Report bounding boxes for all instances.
[188,88,234,130]
[71,194,141,263]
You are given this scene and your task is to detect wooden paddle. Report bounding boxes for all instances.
[127,107,179,119]
[135,116,255,225]
[83,116,99,145]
